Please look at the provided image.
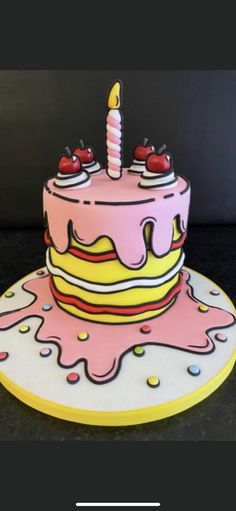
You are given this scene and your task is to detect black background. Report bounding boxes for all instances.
[1,442,235,511]
[0,8,236,510]
[0,69,236,226]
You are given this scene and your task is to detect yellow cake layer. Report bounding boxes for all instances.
[70,218,182,253]
[52,273,179,307]
[47,218,184,323]
[56,297,175,324]
[49,246,182,284]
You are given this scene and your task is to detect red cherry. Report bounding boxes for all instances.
[58,147,82,175]
[134,145,155,161]
[73,139,94,164]
[133,138,155,161]
[146,152,171,173]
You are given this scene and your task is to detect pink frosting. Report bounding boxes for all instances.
[106,115,121,130]
[43,170,190,269]
[0,270,234,383]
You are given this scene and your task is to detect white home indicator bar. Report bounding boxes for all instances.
[76,504,160,508]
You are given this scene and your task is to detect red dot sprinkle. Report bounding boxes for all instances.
[67,372,80,384]
[0,352,9,361]
[140,324,151,334]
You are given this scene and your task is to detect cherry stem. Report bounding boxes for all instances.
[64,146,72,157]
[157,143,167,155]
[143,137,149,146]
[80,139,84,148]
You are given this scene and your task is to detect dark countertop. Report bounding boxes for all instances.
[0,225,235,441]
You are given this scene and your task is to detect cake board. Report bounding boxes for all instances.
[0,266,235,427]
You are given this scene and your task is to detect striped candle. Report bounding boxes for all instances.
[106,80,123,179]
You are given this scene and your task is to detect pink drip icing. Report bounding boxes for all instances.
[43,172,190,269]
[0,271,234,383]
[107,132,121,144]
[107,115,121,129]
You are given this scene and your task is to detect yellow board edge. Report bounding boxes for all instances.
[0,351,235,426]
[0,265,235,426]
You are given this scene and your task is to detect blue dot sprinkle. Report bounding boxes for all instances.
[42,304,52,311]
[187,364,201,376]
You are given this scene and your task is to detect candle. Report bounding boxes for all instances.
[106,80,123,180]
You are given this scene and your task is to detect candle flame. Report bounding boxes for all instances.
[108,80,122,109]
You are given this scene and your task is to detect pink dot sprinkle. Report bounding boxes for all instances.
[40,348,52,357]
[0,352,9,361]
[140,324,151,334]
[210,289,220,296]
[215,333,227,342]
[67,372,80,384]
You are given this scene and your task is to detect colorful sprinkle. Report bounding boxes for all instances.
[198,304,209,313]
[140,324,151,334]
[210,289,220,296]
[19,325,30,333]
[40,347,52,357]
[133,346,145,357]
[67,372,80,384]
[77,331,89,341]
[147,376,160,388]
[36,270,45,275]
[42,304,52,311]
[215,333,227,342]
[187,364,201,376]
[0,351,9,361]
[5,291,14,298]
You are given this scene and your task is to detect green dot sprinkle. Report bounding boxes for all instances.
[133,346,145,357]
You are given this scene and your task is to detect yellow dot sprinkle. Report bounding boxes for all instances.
[147,376,160,388]
[77,331,89,341]
[198,304,209,312]
[19,325,30,333]
[5,291,14,298]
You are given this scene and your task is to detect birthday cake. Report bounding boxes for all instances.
[44,173,189,325]
[44,82,188,324]
[0,80,235,426]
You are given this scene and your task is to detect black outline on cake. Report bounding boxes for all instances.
[44,215,186,268]
[43,177,190,270]
[49,273,182,315]
[47,247,184,292]
[0,270,235,383]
